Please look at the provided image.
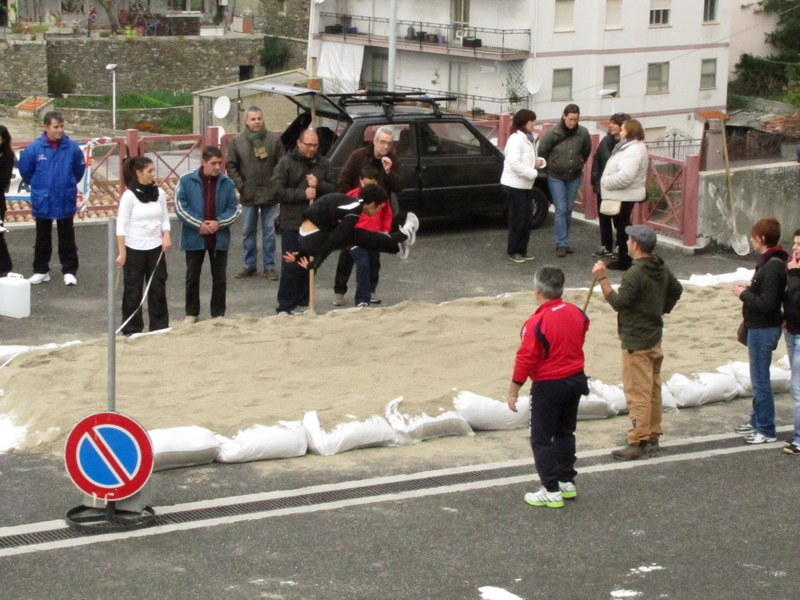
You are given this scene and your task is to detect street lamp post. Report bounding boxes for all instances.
[106,64,118,130]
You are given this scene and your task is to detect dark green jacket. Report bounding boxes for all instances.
[225,128,285,206]
[538,121,592,182]
[604,254,683,351]
[273,148,336,230]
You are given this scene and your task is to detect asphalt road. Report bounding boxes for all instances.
[3,214,792,600]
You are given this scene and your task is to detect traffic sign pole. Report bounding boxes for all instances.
[108,217,116,412]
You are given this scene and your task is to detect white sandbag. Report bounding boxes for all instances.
[666,371,739,408]
[722,361,791,395]
[302,411,397,456]
[577,394,618,420]
[588,379,628,414]
[216,422,307,463]
[149,426,219,471]
[661,383,678,413]
[385,397,473,444]
[452,390,530,430]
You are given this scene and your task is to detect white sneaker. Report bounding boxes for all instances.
[397,242,410,260]
[524,487,564,508]
[63,274,77,286]
[399,212,419,246]
[332,293,345,307]
[744,432,778,444]
[29,272,51,284]
[558,481,577,499]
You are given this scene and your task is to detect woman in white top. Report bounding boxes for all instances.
[501,109,544,263]
[116,156,171,335]
[600,119,649,270]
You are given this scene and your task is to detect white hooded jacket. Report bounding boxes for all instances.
[500,131,539,190]
[600,138,649,202]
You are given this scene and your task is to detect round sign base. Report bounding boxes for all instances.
[66,503,156,534]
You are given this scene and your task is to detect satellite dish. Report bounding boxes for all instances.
[314,0,325,4]
[526,75,542,95]
[217,126,226,137]
[598,89,618,97]
[213,95,231,119]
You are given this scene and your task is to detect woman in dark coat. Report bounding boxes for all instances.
[0,125,14,276]
[590,112,629,258]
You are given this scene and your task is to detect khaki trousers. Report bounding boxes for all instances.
[621,342,664,445]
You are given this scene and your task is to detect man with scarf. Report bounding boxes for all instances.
[273,129,336,314]
[175,146,240,322]
[18,111,86,286]
[226,106,285,281]
[538,104,592,259]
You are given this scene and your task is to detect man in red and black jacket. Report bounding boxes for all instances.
[507,266,589,508]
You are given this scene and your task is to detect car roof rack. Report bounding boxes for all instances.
[329,91,458,119]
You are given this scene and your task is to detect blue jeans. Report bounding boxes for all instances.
[747,327,781,437]
[785,332,800,445]
[241,203,279,270]
[350,246,372,305]
[548,176,582,248]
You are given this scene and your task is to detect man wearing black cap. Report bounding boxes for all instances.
[592,225,683,460]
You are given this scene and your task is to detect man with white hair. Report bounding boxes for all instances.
[335,125,405,306]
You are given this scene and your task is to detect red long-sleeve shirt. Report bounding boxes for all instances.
[512,298,589,384]
[346,186,393,232]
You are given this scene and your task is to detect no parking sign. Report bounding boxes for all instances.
[64,412,154,501]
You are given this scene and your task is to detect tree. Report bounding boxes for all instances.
[259,35,289,74]
[96,0,121,33]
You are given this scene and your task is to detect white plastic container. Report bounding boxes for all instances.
[0,274,31,319]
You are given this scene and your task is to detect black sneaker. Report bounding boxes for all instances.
[784,443,800,455]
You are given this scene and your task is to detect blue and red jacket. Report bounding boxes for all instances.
[18,133,86,220]
[513,298,589,384]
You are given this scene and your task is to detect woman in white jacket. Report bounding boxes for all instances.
[501,109,544,263]
[600,119,649,270]
[116,156,172,335]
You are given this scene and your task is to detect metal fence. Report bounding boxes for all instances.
[360,82,528,116]
[646,138,705,161]
[319,12,530,56]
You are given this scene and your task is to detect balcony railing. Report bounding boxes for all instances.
[320,12,530,57]
[361,82,529,117]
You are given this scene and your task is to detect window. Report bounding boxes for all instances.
[452,0,470,31]
[605,0,622,29]
[603,66,621,95]
[700,58,717,89]
[419,122,484,157]
[647,62,669,94]
[552,68,573,101]
[649,0,670,25]
[554,0,575,31]
[703,0,717,22]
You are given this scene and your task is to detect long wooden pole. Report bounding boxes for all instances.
[583,277,598,313]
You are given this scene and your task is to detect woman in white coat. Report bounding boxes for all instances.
[501,109,544,263]
[116,156,171,335]
[600,119,649,270]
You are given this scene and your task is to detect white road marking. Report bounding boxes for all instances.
[0,430,791,558]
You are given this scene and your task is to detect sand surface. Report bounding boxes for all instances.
[0,283,751,456]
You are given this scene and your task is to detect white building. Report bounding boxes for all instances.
[309,0,733,139]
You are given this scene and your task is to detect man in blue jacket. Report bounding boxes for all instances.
[18,112,86,286]
[174,146,240,322]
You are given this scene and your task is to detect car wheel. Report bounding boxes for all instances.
[531,186,549,230]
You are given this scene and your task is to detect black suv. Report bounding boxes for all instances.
[246,85,550,229]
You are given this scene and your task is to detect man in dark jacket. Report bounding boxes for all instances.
[335,126,405,305]
[538,104,592,258]
[18,111,86,286]
[226,106,285,281]
[273,129,336,314]
[783,229,800,455]
[591,112,629,258]
[592,225,683,460]
[175,146,240,322]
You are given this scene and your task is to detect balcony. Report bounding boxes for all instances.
[319,13,530,60]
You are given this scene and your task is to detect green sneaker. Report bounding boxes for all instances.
[524,488,564,508]
[558,481,577,499]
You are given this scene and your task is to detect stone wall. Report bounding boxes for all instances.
[46,35,267,95]
[697,162,800,248]
[0,40,48,96]
[58,106,191,131]
[260,0,310,38]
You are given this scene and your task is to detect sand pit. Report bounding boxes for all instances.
[0,282,752,455]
